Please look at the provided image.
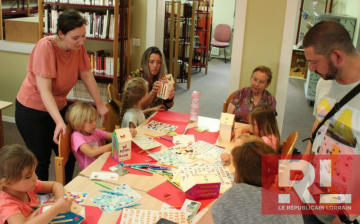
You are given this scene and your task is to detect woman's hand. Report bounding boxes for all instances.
[53,121,67,144]
[168,88,175,100]
[152,81,162,95]
[96,104,109,126]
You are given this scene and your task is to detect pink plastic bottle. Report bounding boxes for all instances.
[190,91,201,122]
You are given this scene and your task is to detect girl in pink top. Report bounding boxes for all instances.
[0,145,73,224]
[66,102,113,170]
[15,9,108,183]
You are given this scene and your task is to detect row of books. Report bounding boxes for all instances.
[88,50,120,77]
[67,80,109,103]
[43,9,116,40]
[43,0,114,7]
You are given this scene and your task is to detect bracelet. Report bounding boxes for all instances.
[164,98,174,104]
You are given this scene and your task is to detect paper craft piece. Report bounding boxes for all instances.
[173,135,195,144]
[180,174,221,199]
[148,150,187,167]
[65,191,88,205]
[157,74,175,99]
[148,111,190,134]
[112,128,132,162]
[143,120,178,132]
[194,126,208,132]
[181,199,201,222]
[219,113,235,142]
[91,184,142,213]
[120,208,188,224]
[39,202,85,223]
[132,135,162,150]
[109,164,130,176]
[163,130,178,137]
[168,143,202,162]
[147,181,217,211]
[90,172,119,181]
[82,206,102,224]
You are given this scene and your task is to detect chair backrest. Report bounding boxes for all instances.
[282,131,298,158]
[214,24,232,42]
[223,91,236,113]
[104,99,121,132]
[108,83,121,101]
[55,125,73,185]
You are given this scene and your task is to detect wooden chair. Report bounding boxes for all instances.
[55,125,73,185]
[107,83,120,101]
[281,131,298,158]
[103,99,121,133]
[223,91,236,113]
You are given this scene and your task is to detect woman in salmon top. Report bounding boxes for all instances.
[15,9,108,184]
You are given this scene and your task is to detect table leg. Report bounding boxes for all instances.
[0,111,4,148]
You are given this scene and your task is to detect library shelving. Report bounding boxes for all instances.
[37,0,131,103]
[163,0,212,90]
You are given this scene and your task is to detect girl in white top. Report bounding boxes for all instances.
[120,77,163,134]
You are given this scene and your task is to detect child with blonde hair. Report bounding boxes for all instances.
[0,145,73,224]
[221,134,262,165]
[66,101,113,170]
[120,77,164,130]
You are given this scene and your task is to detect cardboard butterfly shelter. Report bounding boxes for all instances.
[112,128,132,162]
[157,74,175,99]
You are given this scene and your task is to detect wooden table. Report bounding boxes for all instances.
[0,101,13,148]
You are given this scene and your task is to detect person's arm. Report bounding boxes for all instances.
[79,70,108,125]
[35,76,66,144]
[39,181,65,201]
[304,120,318,155]
[227,103,236,114]
[197,208,215,224]
[142,105,166,114]
[129,122,137,137]
[105,132,113,141]
[163,88,175,109]
[141,81,162,109]
[7,198,73,224]
[78,142,111,158]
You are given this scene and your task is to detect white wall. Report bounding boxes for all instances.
[211,0,235,58]
[146,0,158,48]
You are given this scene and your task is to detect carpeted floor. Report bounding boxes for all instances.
[2,59,314,181]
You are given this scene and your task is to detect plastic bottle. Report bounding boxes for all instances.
[190,91,201,122]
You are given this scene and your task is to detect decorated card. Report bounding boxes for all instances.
[143,120,178,132]
[109,164,130,176]
[148,150,187,167]
[181,199,201,222]
[90,172,119,181]
[65,191,88,205]
[132,135,162,150]
[168,143,202,162]
[120,208,188,224]
[91,184,142,213]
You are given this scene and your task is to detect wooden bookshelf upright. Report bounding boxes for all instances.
[37,0,131,100]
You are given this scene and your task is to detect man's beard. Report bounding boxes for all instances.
[314,60,338,80]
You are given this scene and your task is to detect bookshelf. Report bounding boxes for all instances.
[37,0,131,102]
[163,0,212,90]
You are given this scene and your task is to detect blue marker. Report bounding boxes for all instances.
[99,190,124,196]
[115,202,141,211]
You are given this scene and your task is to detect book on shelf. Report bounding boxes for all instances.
[67,80,109,103]
[87,50,116,77]
[43,0,113,6]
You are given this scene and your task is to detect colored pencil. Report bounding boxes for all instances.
[50,219,73,224]
[215,145,226,149]
[131,167,155,174]
[144,133,172,142]
[115,202,141,211]
[183,123,190,135]
[94,181,113,190]
[166,178,182,190]
[144,133,158,138]
[157,163,178,169]
[124,163,152,167]
[161,171,173,177]
[170,205,182,208]
[99,190,124,196]
[54,216,65,219]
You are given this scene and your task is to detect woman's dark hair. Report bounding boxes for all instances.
[57,9,87,35]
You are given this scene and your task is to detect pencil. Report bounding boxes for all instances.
[170,205,182,208]
[54,216,65,219]
[131,167,154,174]
[50,219,73,224]
[159,136,172,142]
[183,123,190,135]
[158,163,178,169]
[144,133,158,138]
[115,202,141,211]
[99,190,124,196]
[94,181,113,190]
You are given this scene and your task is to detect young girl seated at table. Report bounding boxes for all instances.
[66,101,113,170]
[199,141,303,224]
[221,134,262,166]
[221,105,280,165]
[120,77,164,130]
[0,144,73,224]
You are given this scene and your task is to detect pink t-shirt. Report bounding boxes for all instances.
[0,180,42,224]
[262,135,279,152]
[17,36,91,112]
[71,129,108,169]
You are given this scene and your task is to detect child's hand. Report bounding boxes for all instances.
[234,127,243,139]
[153,105,166,111]
[54,197,74,214]
[221,153,231,166]
[130,128,137,137]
